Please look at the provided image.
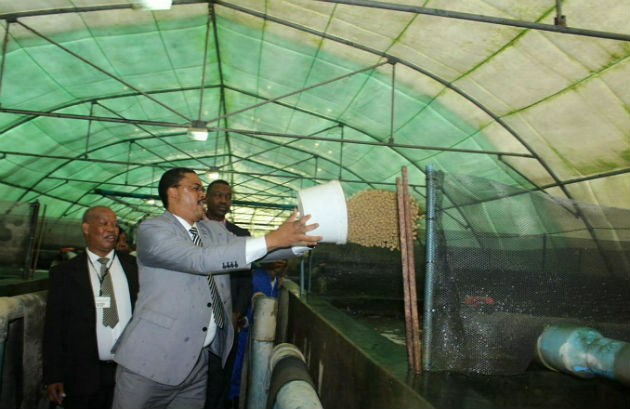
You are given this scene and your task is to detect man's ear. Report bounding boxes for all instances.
[167,185,178,202]
[81,222,89,236]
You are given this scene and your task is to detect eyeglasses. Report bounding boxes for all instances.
[173,183,205,193]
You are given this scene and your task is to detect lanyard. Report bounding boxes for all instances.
[87,253,116,296]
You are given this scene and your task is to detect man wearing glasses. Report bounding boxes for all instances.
[112,167,320,409]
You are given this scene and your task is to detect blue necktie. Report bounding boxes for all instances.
[190,227,224,328]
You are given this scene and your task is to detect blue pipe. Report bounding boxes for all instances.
[422,165,435,371]
[536,325,630,385]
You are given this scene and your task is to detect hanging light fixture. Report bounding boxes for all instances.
[187,120,208,141]
[206,167,220,180]
[132,0,172,10]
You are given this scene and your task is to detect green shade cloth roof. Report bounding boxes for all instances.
[0,0,628,231]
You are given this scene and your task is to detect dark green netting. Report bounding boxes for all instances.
[425,171,630,375]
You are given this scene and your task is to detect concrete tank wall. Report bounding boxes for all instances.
[281,280,432,409]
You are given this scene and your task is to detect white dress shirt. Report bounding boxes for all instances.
[172,215,266,347]
[86,248,132,361]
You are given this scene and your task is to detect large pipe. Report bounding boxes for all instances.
[0,297,22,398]
[246,294,278,409]
[267,343,323,409]
[536,325,630,385]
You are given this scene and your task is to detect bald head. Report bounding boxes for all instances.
[81,206,119,257]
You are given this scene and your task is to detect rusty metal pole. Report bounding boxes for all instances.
[397,176,414,371]
[402,166,422,373]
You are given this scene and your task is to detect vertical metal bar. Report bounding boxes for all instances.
[84,102,95,158]
[423,165,436,371]
[555,0,566,26]
[402,166,422,373]
[24,201,40,279]
[0,20,11,102]
[338,126,344,180]
[307,248,313,294]
[300,257,305,297]
[31,203,47,273]
[397,176,414,371]
[542,234,547,272]
[198,10,212,120]
[389,62,395,144]
[125,141,133,185]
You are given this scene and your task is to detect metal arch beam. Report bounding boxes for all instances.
[0,88,540,201]
[8,96,211,204]
[208,1,233,174]
[1,121,371,202]
[205,60,390,125]
[9,95,209,205]
[0,1,597,201]
[13,19,193,123]
[216,1,568,198]
[94,101,215,169]
[219,125,535,158]
[316,0,630,42]
[0,19,9,102]
[48,176,296,200]
[221,85,539,188]
[226,132,379,190]
[0,178,155,224]
[0,106,534,158]
[0,83,536,197]
[3,147,617,190]
[3,0,628,42]
[11,127,174,203]
[0,1,620,200]
[53,148,306,219]
[0,86,222,136]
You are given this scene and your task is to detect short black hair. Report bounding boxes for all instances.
[207,179,230,190]
[158,167,197,208]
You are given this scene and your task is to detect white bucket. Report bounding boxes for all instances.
[296,180,347,244]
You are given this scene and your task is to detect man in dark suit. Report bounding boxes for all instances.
[204,180,251,409]
[43,206,139,409]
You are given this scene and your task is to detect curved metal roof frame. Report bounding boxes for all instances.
[0,0,628,232]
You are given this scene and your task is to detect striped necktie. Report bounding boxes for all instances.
[190,227,224,328]
[97,257,119,328]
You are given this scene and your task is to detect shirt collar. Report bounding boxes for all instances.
[86,248,115,263]
[172,213,197,232]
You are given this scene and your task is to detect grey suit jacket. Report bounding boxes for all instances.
[113,211,298,386]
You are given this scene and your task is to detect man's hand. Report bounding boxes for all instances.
[47,382,65,405]
[264,209,322,251]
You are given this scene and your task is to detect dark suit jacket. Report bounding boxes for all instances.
[224,220,252,317]
[43,252,139,395]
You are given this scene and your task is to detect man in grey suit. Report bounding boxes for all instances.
[112,167,320,409]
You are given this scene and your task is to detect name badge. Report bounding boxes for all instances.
[95,296,111,309]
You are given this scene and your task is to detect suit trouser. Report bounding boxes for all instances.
[205,350,228,409]
[112,348,209,409]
